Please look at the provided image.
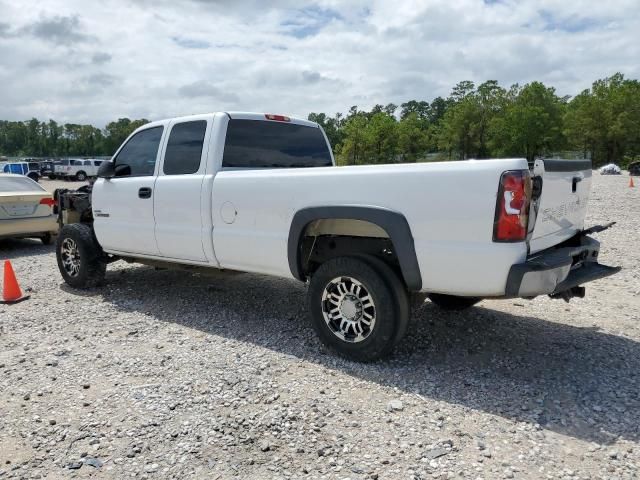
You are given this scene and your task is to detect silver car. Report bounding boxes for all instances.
[0,174,58,244]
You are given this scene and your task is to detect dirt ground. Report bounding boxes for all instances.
[0,174,638,479]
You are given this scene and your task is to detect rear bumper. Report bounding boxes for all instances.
[0,215,58,239]
[505,234,620,298]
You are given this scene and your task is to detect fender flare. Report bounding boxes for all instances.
[287,205,422,291]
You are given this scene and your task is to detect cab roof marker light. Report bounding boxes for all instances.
[265,114,290,122]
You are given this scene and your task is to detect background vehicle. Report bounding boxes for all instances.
[629,161,640,176]
[55,159,102,181]
[39,160,56,178]
[0,161,40,181]
[599,163,621,175]
[0,173,57,244]
[54,112,620,361]
[27,162,41,182]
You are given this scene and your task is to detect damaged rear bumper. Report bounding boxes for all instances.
[505,229,621,299]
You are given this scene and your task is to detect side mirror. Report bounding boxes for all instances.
[114,164,131,177]
[97,161,116,178]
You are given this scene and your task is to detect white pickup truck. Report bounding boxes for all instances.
[55,159,103,181]
[54,112,620,361]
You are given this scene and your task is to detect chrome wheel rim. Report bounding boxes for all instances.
[321,276,376,343]
[61,238,81,277]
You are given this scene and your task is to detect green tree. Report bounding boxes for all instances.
[397,113,430,161]
[364,112,398,163]
[437,83,482,159]
[103,118,149,155]
[338,113,368,165]
[489,82,565,162]
[564,73,640,165]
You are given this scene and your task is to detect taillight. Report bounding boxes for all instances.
[265,114,290,122]
[39,198,56,207]
[493,170,531,242]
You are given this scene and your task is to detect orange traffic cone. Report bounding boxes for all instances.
[1,260,29,304]
[630,176,635,188]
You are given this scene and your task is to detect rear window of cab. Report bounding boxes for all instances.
[222,119,332,169]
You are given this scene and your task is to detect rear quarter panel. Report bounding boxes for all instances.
[211,158,530,296]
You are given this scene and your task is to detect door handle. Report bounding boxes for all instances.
[138,187,152,199]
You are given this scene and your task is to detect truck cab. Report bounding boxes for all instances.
[92,113,333,263]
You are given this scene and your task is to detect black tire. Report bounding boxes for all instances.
[357,255,410,347]
[41,233,53,245]
[307,256,401,362]
[428,293,481,311]
[56,223,106,288]
[48,174,56,180]
[75,171,87,181]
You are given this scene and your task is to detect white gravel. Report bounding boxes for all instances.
[1,174,639,479]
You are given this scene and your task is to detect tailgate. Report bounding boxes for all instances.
[528,159,592,253]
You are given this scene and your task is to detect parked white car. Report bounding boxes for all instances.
[54,112,620,361]
[54,159,103,181]
[0,173,57,244]
[599,163,622,175]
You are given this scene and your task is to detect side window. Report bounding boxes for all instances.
[163,121,207,175]
[114,126,164,177]
[93,161,102,166]
[84,160,92,166]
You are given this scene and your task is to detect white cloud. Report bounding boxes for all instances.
[0,0,638,126]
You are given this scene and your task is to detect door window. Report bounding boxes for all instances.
[114,126,164,176]
[163,121,207,175]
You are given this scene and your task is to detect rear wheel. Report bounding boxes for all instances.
[56,223,106,288]
[358,255,410,346]
[428,293,481,311]
[307,256,407,362]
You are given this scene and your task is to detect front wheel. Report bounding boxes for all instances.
[307,256,406,362]
[56,223,106,288]
[428,293,481,311]
[75,171,87,181]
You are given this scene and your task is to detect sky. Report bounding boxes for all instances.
[0,0,638,127]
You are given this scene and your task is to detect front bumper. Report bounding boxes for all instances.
[505,233,620,298]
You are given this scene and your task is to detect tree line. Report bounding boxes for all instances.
[0,118,149,158]
[310,73,640,167]
[1,73,639,167]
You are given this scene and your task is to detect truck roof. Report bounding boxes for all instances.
[141,112,319,130]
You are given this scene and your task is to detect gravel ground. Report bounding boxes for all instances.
[1,175,639,479]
